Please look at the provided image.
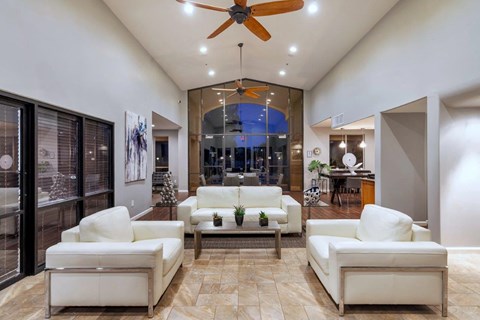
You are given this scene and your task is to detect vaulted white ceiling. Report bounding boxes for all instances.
[103,0,398,91]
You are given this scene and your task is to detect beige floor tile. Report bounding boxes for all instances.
[196,293,238,306]
[167,306,215,320]
[258,293,281,307]
[238,284,259,305]
[257,283,278,294]
[237,305,261,320]
[449,293,480,306]
[214,305,238,320]
[260,304,285,320]
[282,305,309,320]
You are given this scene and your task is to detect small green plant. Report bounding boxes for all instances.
[259,210,269,226]
[233,205,245,216]
[308,160,331,178]
[212,212,223,226]
[259,211,268,219]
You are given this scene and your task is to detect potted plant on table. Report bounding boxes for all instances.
[233,205,245,226]
[212,212,223,227]
[259,211,268,227]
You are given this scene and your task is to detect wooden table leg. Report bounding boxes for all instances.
[194,230,202,259]
[275,230,281,259]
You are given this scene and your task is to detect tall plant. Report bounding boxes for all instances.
[308,160,331,178]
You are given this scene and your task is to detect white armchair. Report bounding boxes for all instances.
[45,206,184,318]
[306,205,448,316]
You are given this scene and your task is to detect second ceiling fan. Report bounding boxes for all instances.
[212,43,269,99]
[176,0,304,41]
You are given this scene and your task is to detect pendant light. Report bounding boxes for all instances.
[359,128,367,148]
[339,129,346,148]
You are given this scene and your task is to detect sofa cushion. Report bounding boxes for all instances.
[79,206,134,242]
[191,208,234,224]
[136,238,183,276]
[239,186,282,208]
[197,186,239,208]
[308,235,360,275]
[356,204,413,242]
[244,208,287,223]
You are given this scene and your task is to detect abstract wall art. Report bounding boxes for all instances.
[125,111,147,182]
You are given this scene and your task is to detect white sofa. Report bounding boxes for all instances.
[306,204,448,316]
[178,186,301,234]
[45,206,184,318]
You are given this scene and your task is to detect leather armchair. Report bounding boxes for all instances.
[306,205,448,316]
[45,206,184,318]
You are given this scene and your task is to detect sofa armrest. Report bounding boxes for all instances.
[61,226,80,242]
[178,196,197,233]
[412,224,431,241]
[329,241,448,268]
[306,219,359,238]
[132,221,184,244]
[45,241,163,269]
[281,195,301,233]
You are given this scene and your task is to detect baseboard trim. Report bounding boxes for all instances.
[131,207,153,221]
[446,247,480,254]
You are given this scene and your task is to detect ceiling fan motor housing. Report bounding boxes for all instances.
[229,5,251,24]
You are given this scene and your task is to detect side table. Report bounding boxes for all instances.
[151,201,179,220]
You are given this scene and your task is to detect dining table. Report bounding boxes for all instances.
[321,169,372,206]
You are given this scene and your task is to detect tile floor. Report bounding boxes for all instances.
[0,249,479,319]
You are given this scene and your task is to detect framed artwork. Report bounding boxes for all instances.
[125,111,147,182]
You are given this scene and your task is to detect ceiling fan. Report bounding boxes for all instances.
[212,43,269,99]
[176,0,304,41]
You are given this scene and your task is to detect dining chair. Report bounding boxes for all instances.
[223,176,240,186]
[244,175,260,186]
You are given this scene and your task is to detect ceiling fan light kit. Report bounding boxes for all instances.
[211,43,269,99]
[176,0,304,41]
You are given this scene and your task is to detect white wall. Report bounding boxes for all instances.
[440,106,480,246]
[308,0,480,126]
[307,0,480,246]
[380,113,427,221]
[0,0,187,216]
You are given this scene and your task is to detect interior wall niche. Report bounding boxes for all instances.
[380,112,427,222]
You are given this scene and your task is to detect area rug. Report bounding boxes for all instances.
[184,232,306,249]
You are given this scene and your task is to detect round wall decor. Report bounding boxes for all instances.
[0,154,13,170]
[313,147,321,155]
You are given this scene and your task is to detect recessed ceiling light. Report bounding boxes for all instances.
[219,99,223,103]
[199,46,207,54]
[208,70,215,77]
[308,2,319,14]
[289,46,297,54]
[279,70,286,76]
[270,92,275,96]
[151,124,155,127]
[267,99,271,103]
[184,3,194,15]
[217,92,221,95]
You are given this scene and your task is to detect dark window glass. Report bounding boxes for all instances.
[36,203,77,266]
[155,140,169,172]
[85,194,110,216]
[38,108,79,204]
[84,120,112,194]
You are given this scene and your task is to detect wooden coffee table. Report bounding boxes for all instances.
[194,221,281,259]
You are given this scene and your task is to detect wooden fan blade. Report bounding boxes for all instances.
[245,86,270,92]
[244,90,261,99]
[243,16,271,41]
[208,18,235,39]
[226,92,238,99]
[251,0,304,17]
[235,80,243,88]
[234,0,248,8]
[212,88,237,92]
[176,0,229,13]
